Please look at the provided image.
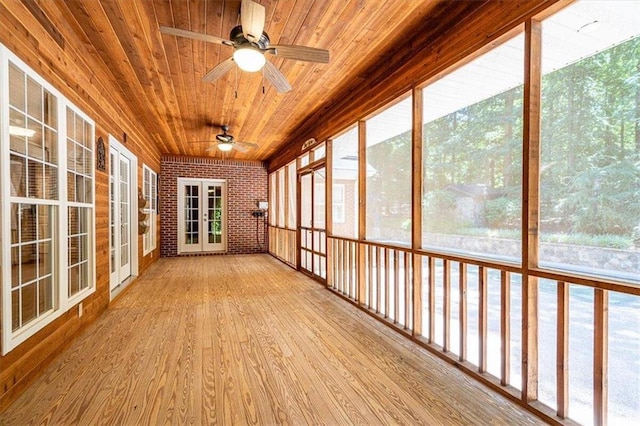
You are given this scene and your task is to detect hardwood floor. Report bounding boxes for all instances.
[0,255,545,425]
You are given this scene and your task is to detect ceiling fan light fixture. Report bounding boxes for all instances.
[233,46,266,72]
[218,141,234,151]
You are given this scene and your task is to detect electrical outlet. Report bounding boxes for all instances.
[78,302,83,318]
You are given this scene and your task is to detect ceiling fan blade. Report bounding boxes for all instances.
[205,145,218,152]
[160,26,231,45]
[263,61,292,93]
[236,141,259,151]
[233,143,250,153]
[241,0,265,43]
[202,57,235,83]
[270,44,329,63]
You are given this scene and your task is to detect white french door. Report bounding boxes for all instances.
[177,178,227,254]
[109,136,137,292]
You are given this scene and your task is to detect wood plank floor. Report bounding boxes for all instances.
[0,255,545,425]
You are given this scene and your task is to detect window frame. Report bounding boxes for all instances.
[1,44,96,355]
[142,164,157,255]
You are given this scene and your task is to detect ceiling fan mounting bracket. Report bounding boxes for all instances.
[230,25,270,50]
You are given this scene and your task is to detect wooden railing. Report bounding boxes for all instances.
[268,226,296,267]
[326,235,640,426]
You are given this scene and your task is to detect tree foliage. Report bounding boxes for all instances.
[366,35,640,242]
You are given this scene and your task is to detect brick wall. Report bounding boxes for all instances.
[160,155,268,257]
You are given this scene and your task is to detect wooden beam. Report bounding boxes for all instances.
[556,281,569,418]
[522,18,542,402]
[594,288,609,426]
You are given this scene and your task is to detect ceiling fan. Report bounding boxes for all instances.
[194,125,259,152]
[159,0,330,93]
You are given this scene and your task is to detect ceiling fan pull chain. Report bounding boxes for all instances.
[235,66,239,99]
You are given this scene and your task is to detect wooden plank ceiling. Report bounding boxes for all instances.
[39,0,483,161]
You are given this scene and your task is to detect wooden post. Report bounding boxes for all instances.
[522,18,541,402]
[357,121,367,304]
[325,140,333,287]
[296,158,302,271]
[412,86,423,336]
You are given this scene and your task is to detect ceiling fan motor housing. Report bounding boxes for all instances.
[230,25,270,50]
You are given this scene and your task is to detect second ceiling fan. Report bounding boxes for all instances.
[160,0,330,93]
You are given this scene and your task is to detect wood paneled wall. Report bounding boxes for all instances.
[0,2,161,411]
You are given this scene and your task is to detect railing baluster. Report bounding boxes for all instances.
[594,288,609,426]
[376,246,382,313]
[479,266,488,373]
[394,250,400,324]
[459,262,467,361]
[501,270,511,386]
[443,259,451,352]
[405,251,411,329]
[428,256,436,343]
[385,248,390,318]
[368,244,374,308]
[557,281,568,418]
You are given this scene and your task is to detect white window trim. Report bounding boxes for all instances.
[142,164,157,255]
[1,44,96,355]
[108,135,139,298]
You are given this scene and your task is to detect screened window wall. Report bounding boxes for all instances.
[324,1,640,424]
[268,160,297,266]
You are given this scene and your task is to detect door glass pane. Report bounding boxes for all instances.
[119,158,130,268]
[208,184,222,244]
[110,153,116,274]
[301,174,312,228]
[185,185,199,245]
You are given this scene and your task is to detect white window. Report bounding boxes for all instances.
[142,165,157,255]
[333,184,345,223]
[1,45,95,354]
